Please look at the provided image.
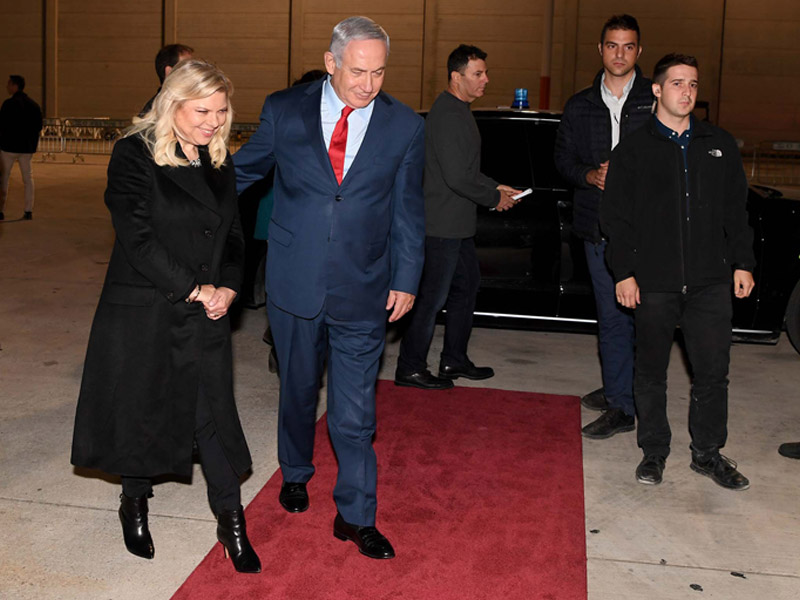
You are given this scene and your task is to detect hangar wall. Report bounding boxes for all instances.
[0,0,797,145]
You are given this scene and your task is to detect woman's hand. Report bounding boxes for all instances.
[202,286,237,320]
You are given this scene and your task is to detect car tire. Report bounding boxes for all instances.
[786,281,800,354]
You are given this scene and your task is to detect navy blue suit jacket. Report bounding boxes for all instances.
[234,80,425,322]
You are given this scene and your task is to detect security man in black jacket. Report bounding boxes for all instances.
[555,15,653,440]
[601,53,755,490]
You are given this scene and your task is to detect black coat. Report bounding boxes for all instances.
[554,66,654,242]
[600,117,756,292]
[71,135,251,478]
[0,92,43,153]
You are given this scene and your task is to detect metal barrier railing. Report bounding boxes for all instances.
[39,119,261,162]
[39,120,800,188]
[751,141,800,186]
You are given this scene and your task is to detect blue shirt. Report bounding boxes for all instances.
[320,76,375,180]
[655,115,693,214]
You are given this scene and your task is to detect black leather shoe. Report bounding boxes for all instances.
[581,408,635,439]
[119,493,154,559]
[333,513,395,559]
[778,442,800,459]
[438,362,494,380]
[690,453,750,490]
[581,387,608,411]
[279,482,309,513]
[394,369,454,390]
[217,507,261,573]
[636,455,666,485]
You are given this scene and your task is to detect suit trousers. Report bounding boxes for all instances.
[0,151,34,213]
[268,299,385,527]
[121,382,241,513]
[634,283,732,458]
[585,240,635,415]
[396,236,480,374]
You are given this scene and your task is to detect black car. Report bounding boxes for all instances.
[470,109,800,353]
[235,110,800,354]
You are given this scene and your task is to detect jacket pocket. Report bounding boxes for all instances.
[103,282,156,306]
[268,219,294,247]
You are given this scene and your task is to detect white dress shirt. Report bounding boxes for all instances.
[600,71,636,150]
[320,76,375,180]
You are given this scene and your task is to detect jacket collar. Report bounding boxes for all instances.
[647,114,714,140]
[588,65,649,107]
[162,145,222,214]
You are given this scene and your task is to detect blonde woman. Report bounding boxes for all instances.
[71,59,260,573]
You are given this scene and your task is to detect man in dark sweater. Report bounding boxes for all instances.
[554,15,654,440]
[0,75,43,221]
[601,54,755,490]
[395,44,518,390]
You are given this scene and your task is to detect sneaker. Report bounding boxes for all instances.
[778,442,800,459]
[580,387,608,411]
[690,453,750,490]
[581,408,635,439]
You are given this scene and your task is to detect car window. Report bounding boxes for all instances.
[476,118,533,189]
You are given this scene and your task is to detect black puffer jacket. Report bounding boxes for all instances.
[554,66,654,242]
[600,117,756,292]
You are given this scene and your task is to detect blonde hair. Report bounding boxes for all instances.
[128,59,233,169]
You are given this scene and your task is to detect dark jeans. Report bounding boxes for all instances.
[122,384,241,514]
[634,283,732,458]
[397,236,480,374]
[585,240,635,416]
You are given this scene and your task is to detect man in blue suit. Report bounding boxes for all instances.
[234,16,425,559]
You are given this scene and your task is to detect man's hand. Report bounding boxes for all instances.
[495,185,523,211]
[615,276,640,309]
[386,290,415,322]
[586,161,609,190]
[733,269,755,298]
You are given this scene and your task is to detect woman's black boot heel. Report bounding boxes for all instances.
[217,507,261,573]
[119,493,155,559]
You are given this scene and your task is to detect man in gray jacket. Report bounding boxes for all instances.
[395,44,518,390]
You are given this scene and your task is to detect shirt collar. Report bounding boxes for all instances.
[654,114,694,142]
[601,70,636,102]
[322,75,374,122]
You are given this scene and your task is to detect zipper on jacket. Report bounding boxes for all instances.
[675,142,687,294]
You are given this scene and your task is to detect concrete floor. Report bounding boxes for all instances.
[1,159,799,599]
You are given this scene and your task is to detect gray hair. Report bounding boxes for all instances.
[329,16,390,66]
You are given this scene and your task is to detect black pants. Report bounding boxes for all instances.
[122,385,241,514]
[634,283,732,458]
[397,236,481,374]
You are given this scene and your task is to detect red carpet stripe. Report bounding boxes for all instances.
[172,380,587,599]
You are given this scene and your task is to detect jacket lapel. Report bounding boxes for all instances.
[162,162,220,214]
[341,92,392,187]
[300,82,339,186]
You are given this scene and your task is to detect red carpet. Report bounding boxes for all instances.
[172,381,586,600]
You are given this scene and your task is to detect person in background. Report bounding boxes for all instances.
[140,43,194,116]
[0,75,43,221]
[601,53,755,490]
[71,60,260,573]
[554,14,654,440]
[394,44,519,391]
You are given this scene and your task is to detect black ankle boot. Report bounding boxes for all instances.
[119,493,154,559]
[217,507,261,573]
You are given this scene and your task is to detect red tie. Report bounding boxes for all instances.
[328,105,354,185]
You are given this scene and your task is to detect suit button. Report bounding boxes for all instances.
[204,229,213,238]
[200,264,209,272]
[167,291,174,300]
[335,195,342,202]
